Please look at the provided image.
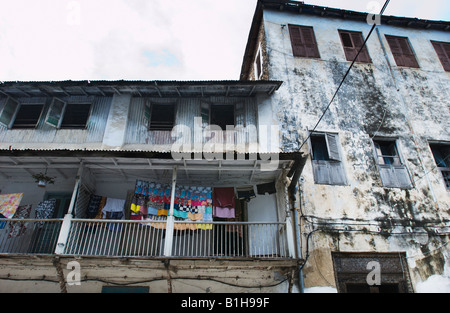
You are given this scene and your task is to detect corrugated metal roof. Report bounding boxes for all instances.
[0,80,283,98]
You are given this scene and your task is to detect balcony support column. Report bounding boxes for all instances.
[55,163,83,255]
[163,166,178,257]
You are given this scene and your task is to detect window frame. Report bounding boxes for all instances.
[385,35,419,68]
[254,44,263,80]
[372,138,413,189]
[288,24,320,59]
[429,142,450,191]
[309,132,347,186]
[59,102,93,129]
[431,40,450,72]
[11,103,45,129]
[338,29,372,63]
[147,102,176,131]
[45,98,93,129]
[0,97,20,128]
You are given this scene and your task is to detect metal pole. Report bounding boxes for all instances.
[164,166,177,256]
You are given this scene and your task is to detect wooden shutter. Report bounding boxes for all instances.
[0,97,19,128]
[339,31,371,63]
[378,165,397,187]
[386,35,419,68]
[431,41,450,72]
[393,165,412,189]
[313,160,330,184]
[289,25,319,58]
[45,98,66,128]
[325,133,341,161]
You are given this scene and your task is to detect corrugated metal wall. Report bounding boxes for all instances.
[124,97,258,148]
[0,96,111,144]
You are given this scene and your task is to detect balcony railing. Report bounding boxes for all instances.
[0,218,289,259]
[0,218,63,254]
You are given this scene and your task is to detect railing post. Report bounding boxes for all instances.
[163,166,177,257]
[55,177,80,254]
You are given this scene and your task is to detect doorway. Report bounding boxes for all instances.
[28,192,72,253]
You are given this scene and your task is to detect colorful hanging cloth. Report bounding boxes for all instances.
[0,193,23,219]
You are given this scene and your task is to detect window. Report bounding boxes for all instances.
[288,25,320,58]
[332,252,413,293]
[254,45,263,80]
[210,104,235,130]
[338,30,371,63]
[429,143,450,190]
[431,41,450,72]
[60,103,92,129]
[45,98,92,129]
[0,97,19,128]
[148,103,175,131]
[385,35,419,68]
[310,132,346,185]
[12,104,44,128]
[373,139,412,188]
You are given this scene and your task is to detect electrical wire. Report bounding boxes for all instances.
[298,0,391,151]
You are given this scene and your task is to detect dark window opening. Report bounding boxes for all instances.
[374,140,401,165]
[311,135,330,161]
[12,104,44,128]
[430,143,450,190]
[149,104,175,131]
[60,103,91,129]
[210,105,235,130]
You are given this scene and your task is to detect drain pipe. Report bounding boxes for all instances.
[287,154,307,293]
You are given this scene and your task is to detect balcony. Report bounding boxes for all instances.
[0,218,289,259]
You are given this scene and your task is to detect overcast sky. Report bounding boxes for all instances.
[0,0,449,82]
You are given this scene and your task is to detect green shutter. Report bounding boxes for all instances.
[45,98,66,128]
[0,97,19,128]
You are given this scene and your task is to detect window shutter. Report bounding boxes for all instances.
[351,32,371,63]
[313,160,330,184]
[289,25,319,58]
[340,31,357,61]
[393,165,412,189]
[301,27,320,58]
[45,98,66,128]
[328,162,346,185]
[289,25,306,57]
[325,133,341,161]
[386,36,419,68]
[398,37,419,68]
[431,41,450,72]
[0,97,19,128]
[378,165,397,187]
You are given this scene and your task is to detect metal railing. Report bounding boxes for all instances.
[0,218,289,258]
[0,218,63,254]
[63,219,289,258]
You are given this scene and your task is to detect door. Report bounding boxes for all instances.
[28,192,72,253]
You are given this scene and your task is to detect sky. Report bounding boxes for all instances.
[0,0,449,82]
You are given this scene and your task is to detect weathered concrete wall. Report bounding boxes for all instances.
[261,9,450,291]
[0,255,298,293]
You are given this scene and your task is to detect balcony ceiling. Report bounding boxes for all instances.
[0,154,295,186]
